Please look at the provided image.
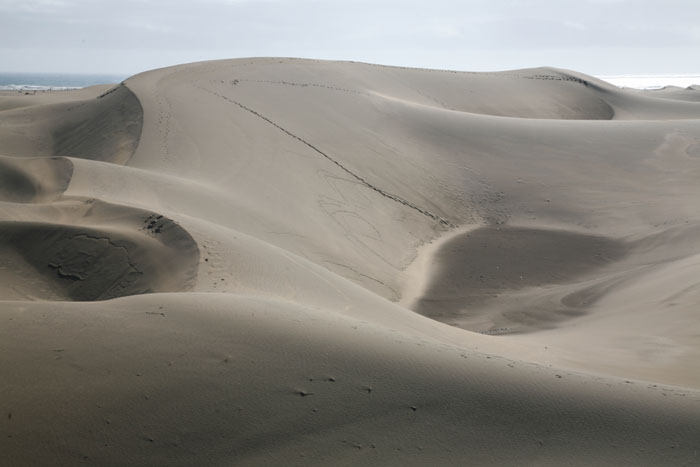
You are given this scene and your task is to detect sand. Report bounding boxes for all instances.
[1,58,700,466]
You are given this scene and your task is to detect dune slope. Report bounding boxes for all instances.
[1,58,700,466]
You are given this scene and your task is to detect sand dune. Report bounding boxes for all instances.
[1,58,700,466]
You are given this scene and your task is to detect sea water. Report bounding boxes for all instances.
[0,72,128,91]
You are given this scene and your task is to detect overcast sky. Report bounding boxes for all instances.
[1,0,699,76]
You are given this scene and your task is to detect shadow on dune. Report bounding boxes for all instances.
[0,84,142,164]
[52,84,143,164]
[413,226,627,332]
[0,202,200,301]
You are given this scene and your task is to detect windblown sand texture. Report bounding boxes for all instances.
[2,58,700,466]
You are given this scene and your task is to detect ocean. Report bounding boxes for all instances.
[0,72,129,91]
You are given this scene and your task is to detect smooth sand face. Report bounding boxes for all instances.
[1,58,700,466]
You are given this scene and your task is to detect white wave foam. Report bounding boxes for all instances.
[0,84,81,92]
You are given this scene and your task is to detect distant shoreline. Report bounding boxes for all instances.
[0,72,127,91]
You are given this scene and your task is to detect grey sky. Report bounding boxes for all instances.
[1,0,699,76]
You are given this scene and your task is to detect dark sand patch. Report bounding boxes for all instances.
[413,226,627,331]
[0,211,199,301]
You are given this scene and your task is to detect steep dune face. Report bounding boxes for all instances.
[0,83,142,163]
[1,58,700,466]
[52,84,143,164]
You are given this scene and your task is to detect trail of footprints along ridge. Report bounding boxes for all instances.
[195,82,455,228]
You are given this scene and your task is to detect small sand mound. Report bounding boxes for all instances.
[0,155,73,203]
